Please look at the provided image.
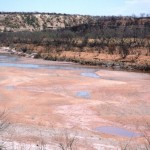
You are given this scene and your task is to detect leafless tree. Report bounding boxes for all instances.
[52,128,78,150]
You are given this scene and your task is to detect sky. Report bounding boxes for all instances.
[0,0,150,16]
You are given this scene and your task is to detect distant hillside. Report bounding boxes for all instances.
[0,12,94,32]
[0,12,150,33]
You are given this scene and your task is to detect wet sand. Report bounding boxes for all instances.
[0,53,150,149]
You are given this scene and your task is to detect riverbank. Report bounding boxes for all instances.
[1,46,150,72]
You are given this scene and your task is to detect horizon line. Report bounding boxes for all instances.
[0,11,149,17]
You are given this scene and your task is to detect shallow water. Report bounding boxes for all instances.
[0,55,18,63]
[0,54,100,78]
[0,61,100,74]
[81,72,100,78]
[5,85,15,90]
[0,62,40,69]
[95,126,141,137]
[76,91,91,99]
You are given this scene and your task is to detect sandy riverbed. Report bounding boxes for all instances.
[0,53,150,149]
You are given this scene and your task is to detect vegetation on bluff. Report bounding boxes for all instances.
[0,13,150,71]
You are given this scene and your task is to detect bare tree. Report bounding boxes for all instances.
[52,128,78,150]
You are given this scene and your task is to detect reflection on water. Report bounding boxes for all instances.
[95,126,141,137]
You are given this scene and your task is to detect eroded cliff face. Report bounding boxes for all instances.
[0,12,150,32]
[0,13,93,32]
